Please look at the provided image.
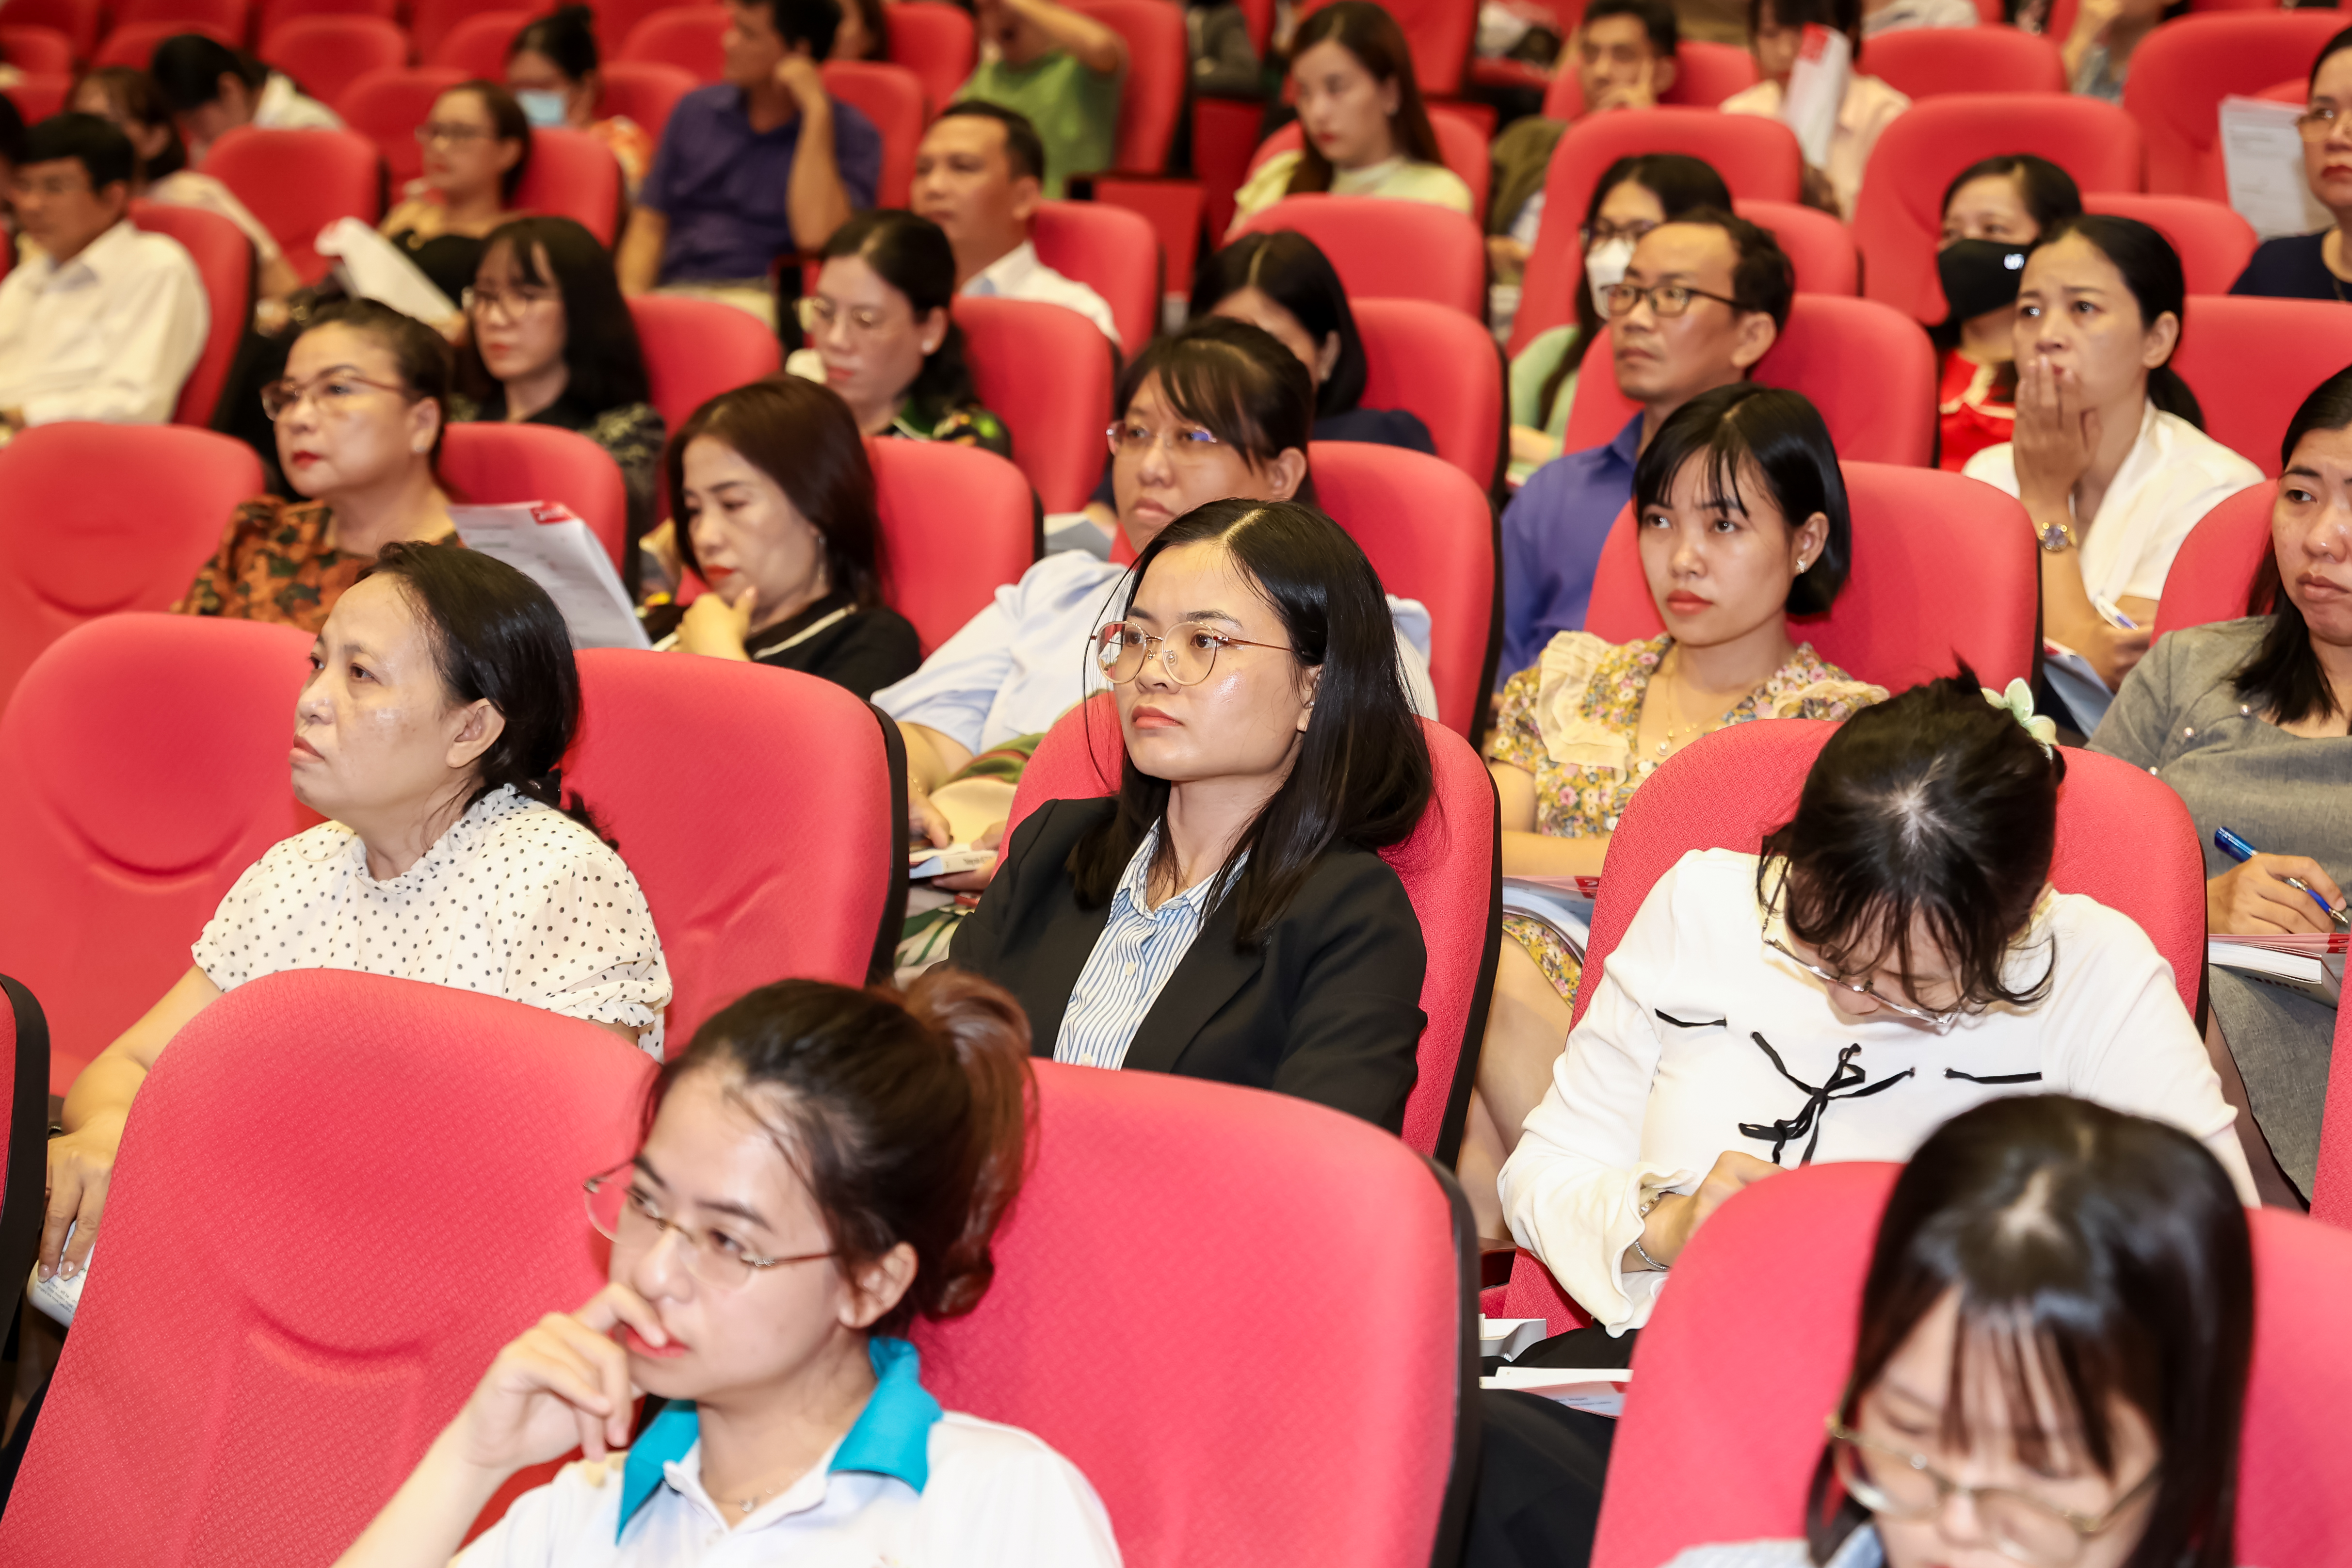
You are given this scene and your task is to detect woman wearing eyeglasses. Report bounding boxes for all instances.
[174,300,456,630]
[947,499,1434,1130]
[380,81,535,325]
[332,970,1122,1568]
[2230,28,2352,302]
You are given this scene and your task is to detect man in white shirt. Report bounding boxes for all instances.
[0,113,209,432]
[913,101,1121,349]
[149,33,342,159]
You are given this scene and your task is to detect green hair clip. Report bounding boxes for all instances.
[1981,678,2058,758]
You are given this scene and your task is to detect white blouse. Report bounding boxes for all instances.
[193,785,671,1054]
[1498,849,2256,1333]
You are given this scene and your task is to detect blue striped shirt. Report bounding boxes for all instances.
[1052,826,1240,1071]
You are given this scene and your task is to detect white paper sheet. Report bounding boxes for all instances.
[1782,26,1850,171]
[2220,96,2332,242]
[450,503,651,651]
[1481,1365,1633,1417]
[314,216,460,323]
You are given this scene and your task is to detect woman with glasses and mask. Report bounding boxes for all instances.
[175,300,456,629]
[331,971,1119,1567]
[380,80,534,322]
[2231,27,2352,302]
[1932,154,2081,473]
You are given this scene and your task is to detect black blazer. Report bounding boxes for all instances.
[949,797,1428,1132]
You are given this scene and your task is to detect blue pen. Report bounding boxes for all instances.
[2214,827,2349,928]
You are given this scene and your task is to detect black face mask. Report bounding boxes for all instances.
[1938,238,2031,323]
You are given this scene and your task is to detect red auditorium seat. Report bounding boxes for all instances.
[1033,198,1159,356]
[1069,0,1185,173]
[335,65,466,186]
[1563,296,1938,467]
[1232,194,1486,320]
[259,14,409,110]
[260,0,398,35]
[0,23,73,71]
[1010,698,1499,1164]
[1,0,99,59]
[198,124,381,284]
[1585,462,2040,691]
[129,200,251,426]
[0,970,655,1564]
[2173,296,2352,478]
[1864,24,2065,97]
[1734,196,1859,295]
[868,437,1037,653]
[2,72,69,122]
[510,123,624,242]
[1854,93,2144,324]
[626,292,782,434]
[113,0,249,33]
[1543,38,1760,115]
[439,422,629,572]
[1587,1164,2352,1568]
[0,616,312,1094]
[426,7,532,74]
[2323,1005,2352,1227]
[0,976,51,1316]
[1513,107,1804,355]
[820,59,923,207]
[2127,11,2349,199]
[882,0,973,115]
[1353,296,1507,493]
[955,294,1116,513]
[407,0,515,63]
[1298,0,1475,97]
[1248,112,1493,223]
[2152,481,2275,642]
[597,59,697,142]
[93,17,232,68]
[619,5,725,81]
[587,0,693,64]
[2083,192,2257,295]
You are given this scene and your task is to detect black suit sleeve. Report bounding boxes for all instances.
[1269,855,1429,1132]
[946,798,1058,980]
[820,610,924,700]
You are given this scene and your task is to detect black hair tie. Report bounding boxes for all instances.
[1737,1034,1913,1166]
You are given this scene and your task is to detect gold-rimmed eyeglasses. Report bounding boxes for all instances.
[258,371,413,422]
[1094,620,1293,687]
[1760,871,1963,1030]
[583,1164,836,1292]
[2297,103,2347,142]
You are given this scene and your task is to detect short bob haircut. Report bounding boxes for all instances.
[1806,1094,2253,1568]
[292,298,456,467]
[1112,316,1318,507]
[1069,498,1433,949]
[463,215,650,413]
[2029,213,2201,429]
[1190,229,1371,421]
[1631,383,1853,616]
[665,376,886,611]
[2235,365,2352,727]
[440,79,533,203]
[1759,664,2064,1015]
[819,209,979,413]
[647,968,1034,1336]
[1280,0,1445,197]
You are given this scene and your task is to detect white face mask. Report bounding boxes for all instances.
[1586,237,1637,315]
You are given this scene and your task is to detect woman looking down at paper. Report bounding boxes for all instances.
[382,80,534,328]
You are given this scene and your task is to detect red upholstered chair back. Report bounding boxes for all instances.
[2320,1003,2352,1227]
[2083,192,2257,295]
[2172,296,2352,478]
[0,970,654,1565]
[1353,296,1507,493]
[427,7,530,73]
[2,0,99,57]
[883,0,974,115]
[627,292,782,435]
[1563,297,1938,467]
[820,59,922,206]
[408,0,524,61]
[1069,0,1185,171]
[0,424,264,712]
[262,0,399,31]
[1854,93,2143,323]
[259,14,410,109]
[1588,1164,2352,1568]
[1231,194,1486,319]
[1734,196,1859,295]
[1513,108,1804,355]
[439,422,628,572]
[565,650,902,1041]
[0,977,51,1327]
[868,436,1037,654]
[94,17,232,68]
[333,65,465,184]
[199,124,382,283]
[115,0,249,32]
[955,294,1117,512]
[2,71,69,121]
[2153,482,2275,642]
[0,616,313,1094]
[128,201,252,426]
[1865,24,2065,97]
[1297,0,1475,96]
[1543,38,1759,115]
[2126,12,2350,198]
[597,59,698,141]
[1033,199,1160,357]
[587,0,693,66]
[0,21,75,70]
[1007,698,1500,1162]
[1584,462,2039,692]
[509,123,624,242]
[1248,113,1494,221]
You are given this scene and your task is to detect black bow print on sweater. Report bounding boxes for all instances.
[1737,1034,1914,1166]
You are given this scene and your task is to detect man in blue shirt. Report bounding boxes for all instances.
[1496,210,1791,684]
[616,0,882,326]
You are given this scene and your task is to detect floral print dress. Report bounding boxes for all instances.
[1484,631,1887,999]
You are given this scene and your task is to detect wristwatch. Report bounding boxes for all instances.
[2037,517,2078,553]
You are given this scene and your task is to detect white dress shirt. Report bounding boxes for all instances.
[1054,824,1236,1068]
[1498,848,2257,1334]
[0,219,208,425]
[961,238,1122,349]
[254,70,344,131]
[1720,74,1910,220]
[1965,403,2264,607]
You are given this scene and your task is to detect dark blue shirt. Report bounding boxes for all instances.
[1497,413,1643,687]
[2230,231,2347,302]
[638,84,882,283]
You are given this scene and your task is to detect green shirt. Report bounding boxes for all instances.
[957,52,1121,198]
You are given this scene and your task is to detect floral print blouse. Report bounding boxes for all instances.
[173,498,367,632]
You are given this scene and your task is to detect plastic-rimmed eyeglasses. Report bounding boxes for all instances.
[1827,1417,2159,1568]
[1601,280,1745,319]
[1105,420,1223,464]
[259,371,413,422]
[2297,103,2348,142]
[463,283,558,321]
[583,1164,836,1292]
[1094,620,1292,687]
[1760,873,1962,1030]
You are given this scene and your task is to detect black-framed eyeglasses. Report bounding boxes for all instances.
[416,120,492,145]
[1580,218,1658,249]
[463,283,559,320]
[1094,619,1293,687]
[1827,1417,2159,1568]
[1760,868,1962,1030]
[583,1164,836,1292]
[1602,280,1747,319]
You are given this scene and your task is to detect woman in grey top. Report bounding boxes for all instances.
[2091,367,2352,1203]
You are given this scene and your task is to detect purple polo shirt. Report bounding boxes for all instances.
[638,84,882,282]
[1497,412,1644,687]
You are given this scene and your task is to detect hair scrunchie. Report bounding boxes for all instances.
[1981,679,2058,758]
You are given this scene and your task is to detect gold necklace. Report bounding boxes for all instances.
[1650,647,1768,757]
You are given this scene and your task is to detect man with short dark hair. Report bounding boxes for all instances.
[1496,211,1791,682]
[0,113,207,433]
[616,0,881,324]
[913,102,1118,347]
[954,0,1125,199]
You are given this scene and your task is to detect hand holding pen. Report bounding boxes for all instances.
[2210,827,2351,937]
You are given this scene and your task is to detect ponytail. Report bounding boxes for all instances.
[2148,364,2205,431]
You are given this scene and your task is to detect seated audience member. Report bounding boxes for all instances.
[1462,386,1885,1238]
[649,377,920,698]
[1861,0,1975,36]
[1498,674,2256,1345]
[72,65,300,305]
[1662,1094,2251,1568]
[382,81,533,315]
[788,208,1012,455]
[2063,0,2164,103]
[1964,215,2261,702]
[330,973,1119,1568]
[955,0,1127,200]
[506,5,653,197]
[1507,153,1731,483]
[617,0,882,326]
[148,34,341,159]
[1228,1,1473,238]
[1498,208,1790,684]
[0,94,24,194]
[831,0,886,59]
[0,113,206,431]
[2091,367,2352,1207]
[2233,27,2352,301]
[44,545,672,1298]
[1723,0,1909,219]
[912,101,1119,345]
[177,301,454,628]
[952,499,1433,1132]
[1933,153,2082,472]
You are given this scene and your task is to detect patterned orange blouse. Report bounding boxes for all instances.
[173,498,369,632]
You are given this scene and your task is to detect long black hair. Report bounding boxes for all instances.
[463,215,650,412]
[2028,212,2202,429]
[2235,366,2352,727]
[820,208,977,412]
[1931,153,2082,354]
[1191,229,1368,420]
[1068,499,1431,949]
[1805,1094,2252,1568]
[1281,1,1444,196]
[443,78,533,203]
